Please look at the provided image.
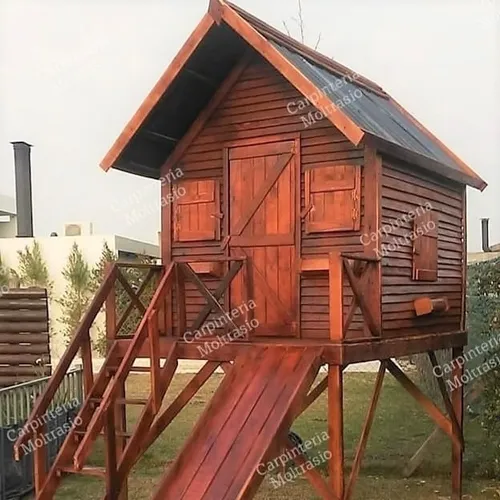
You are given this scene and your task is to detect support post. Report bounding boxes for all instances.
[451,346,464,500]
[329,251,343,340]
[33,425,47,496]
[105,264,128,500]
[328,365,344,499]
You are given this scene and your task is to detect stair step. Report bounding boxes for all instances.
[130,366,151,373]
[89,397,148,406]
[58,466,106,478]
[116,398,149,405]
[105,366,151,374]
[74,430,132,438]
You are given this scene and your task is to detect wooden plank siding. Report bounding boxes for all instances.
[0,288,51,387]
[167,58,366,340]
[380,162,464,337]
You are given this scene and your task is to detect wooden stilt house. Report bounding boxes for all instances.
[15,1,487,499]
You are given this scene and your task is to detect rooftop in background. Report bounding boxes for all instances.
[100,0,486,192]
[0,194,16,216]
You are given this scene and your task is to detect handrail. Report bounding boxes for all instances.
[73,261,176,467]
[13,264,120,458]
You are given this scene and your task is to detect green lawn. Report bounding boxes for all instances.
[53,372,499,500]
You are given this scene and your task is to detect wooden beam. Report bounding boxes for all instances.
[299,257,329,273]
[329,251,343,340]
[159,52,252,178]
[404,385,480,478]
[33,425,47,496]
[328,365,344,498]
[141,361,219,455]
[219,3,365,146]
[142,130,179,144]
[116,271,147,315]
[427,351,464,449]
[104,404,119,500]
[451,346,464,500]
[284,437,335,499]
[343,260,381,337]
[184,260,243,333]
[101,14,215,171]
[115,268,156,335]
[345,361,386,500]
[386,360,461,450]
[360,147,382,337]
[296,374,328,417]
[113,343,178,495]
[184,68,218,87]
[208,0,223,24]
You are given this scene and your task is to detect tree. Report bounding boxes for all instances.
[467,257,500,475]
[282,0,322,49]
[0,253,9,288]
[57,243,93,344]
[16,240,52,291]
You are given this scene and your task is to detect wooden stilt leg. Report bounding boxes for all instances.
[328,365,344,499]
[451,347,464,500]
[105,405,118,500]
[116,381,128,500]
[345,361,386,500]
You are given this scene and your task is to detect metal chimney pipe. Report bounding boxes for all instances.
[11,141,34,237]
[481,218,491,252]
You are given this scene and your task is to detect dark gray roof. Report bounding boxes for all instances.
[272,41,462,173]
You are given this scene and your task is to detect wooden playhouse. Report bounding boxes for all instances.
[15,1,487,499]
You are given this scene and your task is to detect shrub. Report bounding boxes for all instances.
[16,240,52,291]
[467,257,500,475]
[57,243,94,345]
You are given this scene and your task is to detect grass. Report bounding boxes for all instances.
[52,372,499,500]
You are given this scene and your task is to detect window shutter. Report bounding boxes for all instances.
[304,164,361,233]
[412,210,438,281]
[173,179,220,242]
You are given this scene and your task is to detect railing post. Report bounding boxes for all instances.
[105,262,128,500]
[149,309,161,412]
[329,251,344,340]
[175,264,186,337]
[105,261,117,348]
[81,332,94,398]
[33,424,47,496]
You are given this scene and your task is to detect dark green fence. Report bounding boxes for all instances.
[0,367,83,500]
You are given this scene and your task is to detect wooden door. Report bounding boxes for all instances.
[228,140,297,337]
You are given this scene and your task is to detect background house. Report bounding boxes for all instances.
[0,141,159,362]
[468,218,499,263]
[0,194,17,238]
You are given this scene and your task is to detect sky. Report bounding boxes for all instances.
[0,0,498,250]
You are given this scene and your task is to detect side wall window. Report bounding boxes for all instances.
[173,179,220,242]
[412,210,438,281]
[304,164,361,233]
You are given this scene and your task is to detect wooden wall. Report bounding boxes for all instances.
[164,57,366,340]
[0,288,51,388]
[380,161,465,337]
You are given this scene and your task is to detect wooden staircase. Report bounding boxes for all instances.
[13,257,248,500]
[13,261,178,500]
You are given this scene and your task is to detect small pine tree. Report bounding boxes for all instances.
[90,241,117,292]
[17,240,52,290]
[57,243,93,344]
[91,242,117,355]
[0,253,9,288]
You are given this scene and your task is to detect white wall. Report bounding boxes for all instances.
[0,235,158,363]
[0,216,17,238]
